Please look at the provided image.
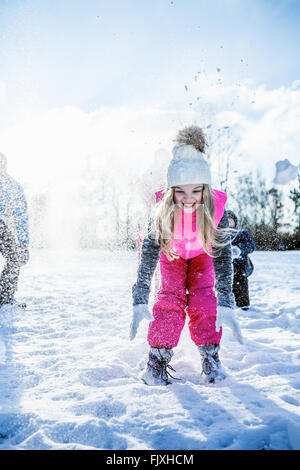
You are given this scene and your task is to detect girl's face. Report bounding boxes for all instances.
[173,183,204,212]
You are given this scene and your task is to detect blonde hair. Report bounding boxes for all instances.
[149,185,231,261]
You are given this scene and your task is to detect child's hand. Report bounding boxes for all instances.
[231,246,241,259]
[216,306,244,344]
[130,304,154,341]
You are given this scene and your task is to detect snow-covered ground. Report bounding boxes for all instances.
[0,249,299,450]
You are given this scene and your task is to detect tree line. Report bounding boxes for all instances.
[226,172,300,250]
[26,162,299,251]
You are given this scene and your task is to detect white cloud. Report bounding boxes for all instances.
[237,86,300,179]
[1,76,299,249]
[0,76,299,194]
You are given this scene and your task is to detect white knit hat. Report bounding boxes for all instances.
[167,144,211,187]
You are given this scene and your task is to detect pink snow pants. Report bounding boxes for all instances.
[148,252,222,348]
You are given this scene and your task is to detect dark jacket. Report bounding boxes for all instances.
[231,229,256,277]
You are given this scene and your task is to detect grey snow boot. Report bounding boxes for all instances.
[141,347,178,386]
[198,344,225,384]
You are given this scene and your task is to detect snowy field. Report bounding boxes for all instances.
[0,249,299,450]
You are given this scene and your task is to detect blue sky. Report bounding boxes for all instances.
[1,0,300,117]
[0,0,299,189]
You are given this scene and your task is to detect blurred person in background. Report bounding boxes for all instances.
[0,152,29,308]
[227,210,256,310]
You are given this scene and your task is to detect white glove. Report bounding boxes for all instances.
[232,246,241,259]
[216,306,244,344]
[130,304,154,341]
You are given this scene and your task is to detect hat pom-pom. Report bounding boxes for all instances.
[175,126,206,153]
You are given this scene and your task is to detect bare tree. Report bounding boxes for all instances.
[206,125,240,193]
[289,173,300,231]
[268,187,284,232]
[229,171,269,228]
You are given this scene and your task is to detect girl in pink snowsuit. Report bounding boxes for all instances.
[130,126,237,385]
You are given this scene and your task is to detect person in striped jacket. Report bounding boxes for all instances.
[0,153,29,307]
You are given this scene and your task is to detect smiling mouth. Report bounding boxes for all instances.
[182,203,196,211]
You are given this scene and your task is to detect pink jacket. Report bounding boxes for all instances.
[155,188,227,260]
